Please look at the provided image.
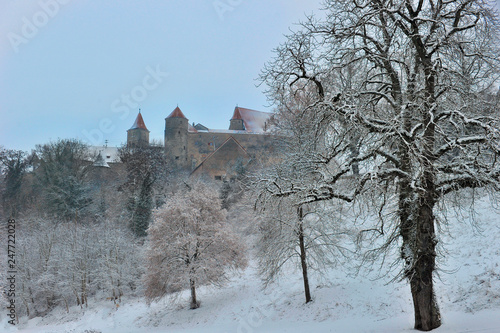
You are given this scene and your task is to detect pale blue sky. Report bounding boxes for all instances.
[0,0,323,151]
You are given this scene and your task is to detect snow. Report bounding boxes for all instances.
[194,129,269,135]
[3,196,500,333]
[236,108,272,133]
[88,146,120,164]
[92,152,110,168]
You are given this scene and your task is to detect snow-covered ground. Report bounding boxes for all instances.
[3,196,500,332]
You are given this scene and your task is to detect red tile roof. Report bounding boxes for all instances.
[231,107,243,120]
[129,112,149,131]
[232,107,272,133]
[167,106,188,119]
[188,123,198,133]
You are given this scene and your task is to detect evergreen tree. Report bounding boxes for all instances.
[119,144,169,237]
[0,147,28,217]
[34,139,94,221]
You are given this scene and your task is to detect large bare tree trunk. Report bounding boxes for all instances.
[189,278,199,309]
[400,171,441,330]
[411,194,440,331]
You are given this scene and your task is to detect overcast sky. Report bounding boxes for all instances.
[0,0,323,151]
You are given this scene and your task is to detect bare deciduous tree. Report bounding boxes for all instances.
[260,0,500,330]
[252,88,352,304]
[255,194,349,304]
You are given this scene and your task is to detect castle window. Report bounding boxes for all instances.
[175,156,179,160]
[214,176,222,181]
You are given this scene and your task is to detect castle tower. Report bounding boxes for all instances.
[127,111,150,148]
[164,106,189,168]
[229,107,245,130]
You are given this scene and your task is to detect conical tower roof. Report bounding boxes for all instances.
[231,107,243,120]
[129,112,149,131]
[167,106,187,119]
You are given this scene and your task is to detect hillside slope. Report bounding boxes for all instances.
[3,196,500,333]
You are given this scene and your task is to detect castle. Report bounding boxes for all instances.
[126,106,275,180]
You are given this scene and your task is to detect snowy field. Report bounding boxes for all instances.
[3,197,500,333]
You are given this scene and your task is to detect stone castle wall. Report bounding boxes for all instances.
[126,128,149,148]
[186,131,275,171]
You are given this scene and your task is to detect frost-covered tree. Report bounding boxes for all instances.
[94,221,143,303]
[255,196,348,304]
[260,0,500,330]
[253,89,352,304]
[144,181,247,309]
[16,217,142,317]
